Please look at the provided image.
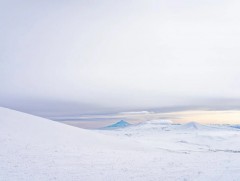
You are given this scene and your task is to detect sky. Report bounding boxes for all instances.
[1,0,240,124]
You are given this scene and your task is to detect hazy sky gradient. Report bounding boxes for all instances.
[59,110,240,129]
[1,0,240,121]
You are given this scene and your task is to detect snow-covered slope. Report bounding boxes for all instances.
[0,107,135,180]
[0,107,127,149]
[1,107,240,181]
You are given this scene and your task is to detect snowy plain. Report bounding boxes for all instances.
[1,107,240,181]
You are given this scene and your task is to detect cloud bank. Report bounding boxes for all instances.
[1,0,240,117]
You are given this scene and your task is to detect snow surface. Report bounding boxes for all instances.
[1,107,240,181]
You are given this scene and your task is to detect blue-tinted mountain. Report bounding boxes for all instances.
[104,120,131,129]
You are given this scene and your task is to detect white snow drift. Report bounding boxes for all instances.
[1,107,240,181]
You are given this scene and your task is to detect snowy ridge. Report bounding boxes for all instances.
[0,107,137,180]
[0,107,124,148]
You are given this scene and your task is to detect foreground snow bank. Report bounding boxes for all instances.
[1,107,240,181]
[0,107,135,180]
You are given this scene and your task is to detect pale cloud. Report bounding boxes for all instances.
[1,0,240,119]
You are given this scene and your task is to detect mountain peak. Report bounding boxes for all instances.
[104,120,130,129]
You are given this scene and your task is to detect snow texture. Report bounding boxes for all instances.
[1,107,240,181]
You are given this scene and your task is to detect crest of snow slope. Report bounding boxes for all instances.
[0,107,129,149]
[0,107,138,180]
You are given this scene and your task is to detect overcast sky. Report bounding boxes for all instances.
[1,0,240,118]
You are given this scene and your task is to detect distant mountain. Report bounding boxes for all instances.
[178,122,224,131]
[230,125,240,129]
[104,120,131,129]
[180,122,203,130]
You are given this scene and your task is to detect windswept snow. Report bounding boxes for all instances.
[1,107,240,181]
